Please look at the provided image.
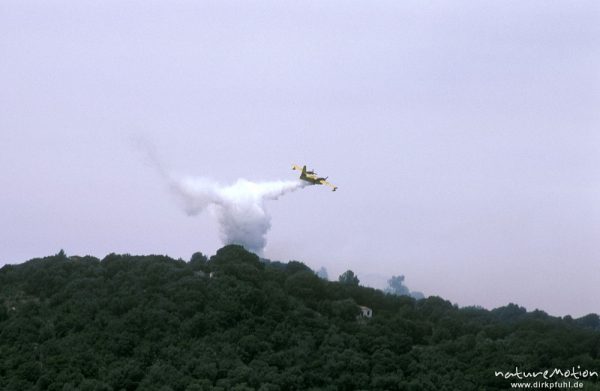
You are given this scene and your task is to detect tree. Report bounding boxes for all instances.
[189,252,208,269]
[338,270,359,285]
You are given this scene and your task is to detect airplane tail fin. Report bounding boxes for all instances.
[292,164,308,179]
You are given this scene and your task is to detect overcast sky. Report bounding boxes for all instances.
[1,1,599,317]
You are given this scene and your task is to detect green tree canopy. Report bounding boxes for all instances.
[0,247,598,390]
[338,269,360,285]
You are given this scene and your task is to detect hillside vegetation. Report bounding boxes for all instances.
[1,245,599,390]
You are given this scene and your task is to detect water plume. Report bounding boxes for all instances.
[170,175,307,253]
[134,138,306,253]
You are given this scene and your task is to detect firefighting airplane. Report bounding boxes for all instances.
[292,164,338,191]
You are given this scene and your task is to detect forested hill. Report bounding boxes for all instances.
[1,246,599,390]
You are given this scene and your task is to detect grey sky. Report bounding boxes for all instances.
[1,1,599,317]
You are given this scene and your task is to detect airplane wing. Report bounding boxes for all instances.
[320,179,338,191]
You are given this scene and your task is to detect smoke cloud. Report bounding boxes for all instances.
[170,175,307,254]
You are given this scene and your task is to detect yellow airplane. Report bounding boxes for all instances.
[292,164,338,191]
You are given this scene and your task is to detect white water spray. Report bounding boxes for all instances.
[170,175,307,253]
[134,138,306,253]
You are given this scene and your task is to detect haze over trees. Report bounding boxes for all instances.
[316,267,328,281]
[1,246,599,390]
[385,275,425,300]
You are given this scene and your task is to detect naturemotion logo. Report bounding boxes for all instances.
[495,366,599,381]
